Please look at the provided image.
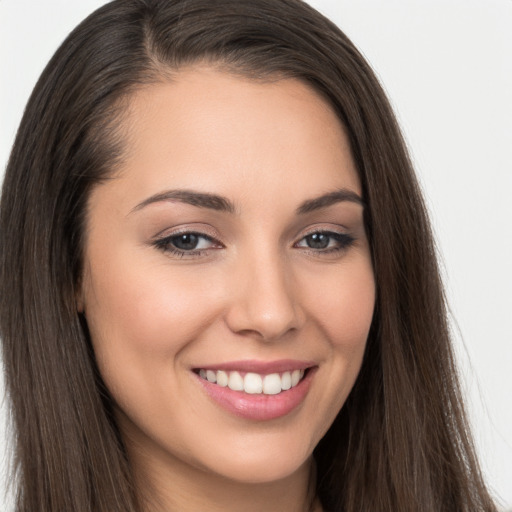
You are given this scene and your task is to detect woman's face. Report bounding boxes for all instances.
[81,68,375,486]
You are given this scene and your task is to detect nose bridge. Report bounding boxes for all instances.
[225,241,302,341]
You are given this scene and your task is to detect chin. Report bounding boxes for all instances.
[212,454,311,485]
[193,429,317,485]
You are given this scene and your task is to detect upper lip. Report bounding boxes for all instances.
[193,359,316,374]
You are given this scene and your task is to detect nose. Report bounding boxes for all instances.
[224,250,304,342]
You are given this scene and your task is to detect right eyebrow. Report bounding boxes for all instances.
[129,189,237,215]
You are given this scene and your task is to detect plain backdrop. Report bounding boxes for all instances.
[1,1,511,510]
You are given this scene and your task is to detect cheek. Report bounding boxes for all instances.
[82,256,226,425]
[82,253,233,424]
[307,255,375,350]
[85,256,221,358]
[300,255,374,435]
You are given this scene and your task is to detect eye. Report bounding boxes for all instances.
[168,233,211,251]
[295,231,355,252]
[153,231,220,256]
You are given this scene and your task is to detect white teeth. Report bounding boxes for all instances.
[216,370,228,387]
[228,371,244,391]
[199,368,307,394]
[281,371,292,390]
[291,369,301,387]
[244,373,263,394]
[263,373,282,395]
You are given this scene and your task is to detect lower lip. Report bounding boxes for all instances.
[196,369,316,421]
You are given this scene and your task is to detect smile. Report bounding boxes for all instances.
[194,361,316,421]
[197,368,306,395]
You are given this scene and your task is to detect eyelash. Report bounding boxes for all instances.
[152,231,221,258]
[152,230,355,258]
[294,230,355,255]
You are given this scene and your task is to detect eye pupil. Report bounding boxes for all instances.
[173,233,199,250]
[306,233,330,249]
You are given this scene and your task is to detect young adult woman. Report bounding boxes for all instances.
[0,1,497,511]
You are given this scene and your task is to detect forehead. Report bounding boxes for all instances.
[98,67,360,211]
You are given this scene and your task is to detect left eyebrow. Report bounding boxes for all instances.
[296,189,364,215]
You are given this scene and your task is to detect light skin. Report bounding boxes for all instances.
[80,68,375,512]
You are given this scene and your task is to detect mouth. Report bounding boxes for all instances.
[193,361,316,421]
[194,368,308,395]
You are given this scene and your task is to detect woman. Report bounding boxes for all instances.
[0,0,498,511]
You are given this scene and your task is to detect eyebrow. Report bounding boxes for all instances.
[130,187,364,215]
[130,189,236,214]
[296,189,364,214]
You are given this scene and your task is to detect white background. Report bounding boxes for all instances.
[1,1,511,510]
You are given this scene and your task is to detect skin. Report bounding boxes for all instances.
[80,68,375,512]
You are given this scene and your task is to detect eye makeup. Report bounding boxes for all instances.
[294,230,355,255]
[152,230,224,259]
[151,226,356,260]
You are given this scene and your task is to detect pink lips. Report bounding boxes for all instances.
[194,359,316,421]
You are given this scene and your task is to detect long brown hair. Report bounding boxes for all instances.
[0,1,496,510]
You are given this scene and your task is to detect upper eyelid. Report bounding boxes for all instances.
[293,225,350,242]
[299,226,348,236]
[154,226,350,239]
[152,232,221,257]
[153,224,221,241]
[294,230,353,246]
[157,231,222,248]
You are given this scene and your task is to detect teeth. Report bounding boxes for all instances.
[198,368,307,395]
[262,373,282,395]
[281,371,292,390]
[244,373,263,394]
[228,371,244,391]
[216,370,228,387]
[291,369,302,387]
